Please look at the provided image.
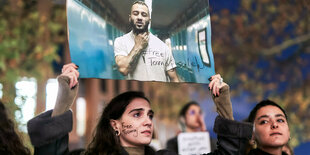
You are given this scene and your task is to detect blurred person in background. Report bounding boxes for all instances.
[0,100,30,154]
[166,101,217,153]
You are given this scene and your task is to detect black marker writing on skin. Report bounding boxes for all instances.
[122,122,138,136]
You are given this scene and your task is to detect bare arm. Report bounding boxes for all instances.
[115,32,149,75]
[167,68,179,82]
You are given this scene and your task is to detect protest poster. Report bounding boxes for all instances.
[177,132,211,155]
[67,0,214,83]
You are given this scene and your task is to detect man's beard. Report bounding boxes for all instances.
[130,19,149,35]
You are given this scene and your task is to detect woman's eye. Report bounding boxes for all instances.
[149,114,154,120]
[259,120,268,125]
[277,119,285,123]
[134,112,140,117]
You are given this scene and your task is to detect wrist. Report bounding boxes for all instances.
[137,47,145,53]
[134,43,147,51]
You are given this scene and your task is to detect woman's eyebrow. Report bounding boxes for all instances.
[129,108,144,114]
[256,115,269,121]
[275,114,286,118]
[257,113,286,121]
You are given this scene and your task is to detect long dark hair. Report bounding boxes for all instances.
[246,99,288,123]
[85,91,150,155]
[0,101,30,154]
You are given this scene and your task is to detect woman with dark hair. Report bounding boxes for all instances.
[84,91,156,154]
[0,101,30,154]
[246,100,291,155]
[213,78,291,155]
[27,64,253,155]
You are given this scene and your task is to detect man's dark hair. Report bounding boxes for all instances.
[179,101,200,118]
[132,1,149,10]
[246,99,288,123]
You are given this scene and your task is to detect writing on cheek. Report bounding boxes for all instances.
[122,123,132,129]
[122,122,138,136]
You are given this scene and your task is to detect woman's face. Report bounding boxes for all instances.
[114,98,154,147]
[185,105,203,129]
[253,105,290,149]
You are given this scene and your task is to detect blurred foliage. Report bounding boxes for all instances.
[0,0,66,151]
[0,0,66,109]
[209,0,310,148]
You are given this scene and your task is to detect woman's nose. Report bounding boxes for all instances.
[143,117,152,127]
[271,121,279,129]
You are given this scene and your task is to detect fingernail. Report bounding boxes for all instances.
[76,65,79,69]
[208,77,212,81]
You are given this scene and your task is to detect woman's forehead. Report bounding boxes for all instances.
[255,105,285,119]
[126,98,151,110]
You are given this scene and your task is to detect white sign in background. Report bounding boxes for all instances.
[178,132,211,155]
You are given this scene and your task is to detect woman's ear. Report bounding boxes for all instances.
[249,133,257,148]
[110,119,122,136]
[110,119,120,130]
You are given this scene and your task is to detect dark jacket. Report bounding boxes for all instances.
[166,136,178,154]
[27,110,72,155]
[247,148,288,155]
[208,116,252,155]
[27,109,252,155]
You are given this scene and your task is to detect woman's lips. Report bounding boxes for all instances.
[141,130,151,135]
[270,132,282,136]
